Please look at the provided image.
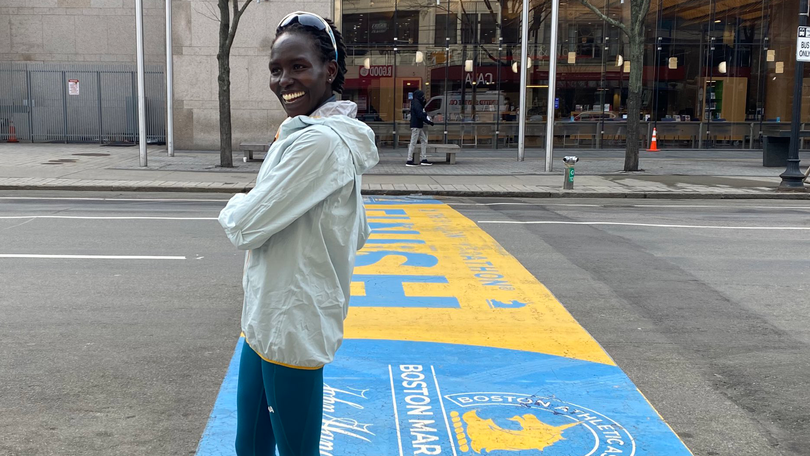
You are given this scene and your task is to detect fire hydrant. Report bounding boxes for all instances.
[562,156,579,190]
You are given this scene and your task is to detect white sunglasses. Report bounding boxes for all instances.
[278,11,338,61]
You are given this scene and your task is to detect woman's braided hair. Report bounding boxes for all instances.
[275,17,347,94]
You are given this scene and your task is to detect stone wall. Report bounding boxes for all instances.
[0,0,332,149]
[0,0,167,63]
[171,0,333,150]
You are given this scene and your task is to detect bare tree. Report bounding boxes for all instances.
[217,0,252,168]
[580,0,650,171]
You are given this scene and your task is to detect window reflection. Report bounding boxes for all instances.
[340,0,798,149]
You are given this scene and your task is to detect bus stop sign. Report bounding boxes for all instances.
[797,26,810,62]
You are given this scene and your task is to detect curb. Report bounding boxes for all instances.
[0,185,254,194]
[2,184,809,199]
[365,189,810,199]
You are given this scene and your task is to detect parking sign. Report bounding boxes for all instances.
[797,26,810,62]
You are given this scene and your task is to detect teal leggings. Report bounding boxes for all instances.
[235,342,324,456]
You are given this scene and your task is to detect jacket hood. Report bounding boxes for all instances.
[413,90,425,100]
[280,100,379,175]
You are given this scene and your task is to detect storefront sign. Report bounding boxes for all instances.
[797,26,810,62]
[370,21,389,35]
[359,65,393,78]
[464,72,495,85]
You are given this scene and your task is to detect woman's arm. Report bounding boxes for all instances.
[218,128,353,250]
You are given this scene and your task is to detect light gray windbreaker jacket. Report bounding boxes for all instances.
[218,101,379,369]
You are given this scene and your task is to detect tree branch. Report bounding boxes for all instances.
[232,0,250,21]
[193,2,219,23]
[240,0,251,15]
[225,0,252,53]
[632,0,652,34]
[206,2,221,21]
[580,0,628,36]
[232,0,252,33]
[482,0,500,31]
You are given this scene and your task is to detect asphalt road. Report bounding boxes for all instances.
[0,191,808,456]
[450,198,810,456]
[0,192,244,456]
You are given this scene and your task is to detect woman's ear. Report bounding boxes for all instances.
[327,61,338,84]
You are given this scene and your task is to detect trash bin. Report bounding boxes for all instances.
[762,135,790,167]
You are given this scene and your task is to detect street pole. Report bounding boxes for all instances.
[544,0,560,172]
[166,0,175,157]
[517,0,529,161]
[136,0,147,167]
[781,0,809,191]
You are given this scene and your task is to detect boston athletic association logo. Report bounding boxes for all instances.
[444,393,635,455]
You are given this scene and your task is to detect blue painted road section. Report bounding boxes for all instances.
[197,339,691,455]
[196,196,692,455]
[196,338,244,456]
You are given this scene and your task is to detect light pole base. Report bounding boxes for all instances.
[778,159,808,191]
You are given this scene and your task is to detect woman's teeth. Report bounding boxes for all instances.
[283,92,305,102]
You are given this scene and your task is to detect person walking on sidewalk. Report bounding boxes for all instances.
[218,11,378,456]
[407,89,434,166]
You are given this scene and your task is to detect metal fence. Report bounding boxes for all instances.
[0,62,165,144]
[371,119,801,150]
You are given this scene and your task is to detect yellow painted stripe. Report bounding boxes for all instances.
[347,202,616,366]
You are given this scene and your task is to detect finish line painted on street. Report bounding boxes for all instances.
[196,196,692,456]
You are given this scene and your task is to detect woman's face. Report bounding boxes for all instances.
[269,32,337,118]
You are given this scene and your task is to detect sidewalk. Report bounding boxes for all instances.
[1,143,808,198]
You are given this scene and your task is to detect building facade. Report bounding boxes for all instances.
[0,0,330,149]
[0,0,807,149]
[339,0,810,149]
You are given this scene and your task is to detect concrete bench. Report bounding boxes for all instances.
[239,141,271,162]
[425,144,461,164]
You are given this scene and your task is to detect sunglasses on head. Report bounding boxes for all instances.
[278,11,339,61]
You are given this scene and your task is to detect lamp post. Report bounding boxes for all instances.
[780,0,809,191]
[166,0,174,157]
[543,0,560,172]
[517,0,529,161]
[135,0,147,167]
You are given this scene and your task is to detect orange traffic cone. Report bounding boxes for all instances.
[7,120,19,143]
[647,127,658,152]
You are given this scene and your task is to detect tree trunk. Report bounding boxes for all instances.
[217,0,234,168]
[217,51,233,168]
[624,28,644,171]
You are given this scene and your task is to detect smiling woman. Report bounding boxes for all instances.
[269,13,348,118]
[218,11,379,456]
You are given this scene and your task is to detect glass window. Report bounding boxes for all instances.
[397,10,420,44]
[369,12,396,44]
[435,14,458,46]
[341,47,396,123]
[343,13,369,46]
[462,13,478,44]
[480,14,497,45]
[425,97,442,113]
[502,12,519,45]
[341,0,795,150]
